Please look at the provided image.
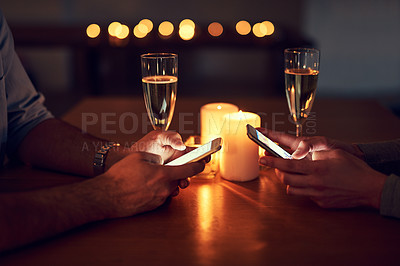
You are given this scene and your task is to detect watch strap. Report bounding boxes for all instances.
[93,142,120,176]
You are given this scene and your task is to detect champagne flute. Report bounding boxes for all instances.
[284,48,320,137]
[141,53,178,131]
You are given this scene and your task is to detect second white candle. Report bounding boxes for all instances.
[220,111,261,182]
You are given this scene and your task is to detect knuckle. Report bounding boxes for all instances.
[298,140,308,147]
[170,131,180,138]
[317,136,329,146]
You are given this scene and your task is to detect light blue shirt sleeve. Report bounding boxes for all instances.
[0,9,53,161]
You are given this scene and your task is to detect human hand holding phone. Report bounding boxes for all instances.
[246,125,292,159]
[165,138,222,166]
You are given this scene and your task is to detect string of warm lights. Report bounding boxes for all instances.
[86,19,275,41]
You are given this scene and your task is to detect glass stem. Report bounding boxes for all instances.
[296,124,303,137]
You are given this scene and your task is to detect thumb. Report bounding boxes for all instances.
[292,140,311,159]
[292,137,331,159]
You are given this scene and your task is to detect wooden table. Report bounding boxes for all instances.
[1,97,400,265]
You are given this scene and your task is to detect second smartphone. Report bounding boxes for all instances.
[246,124,292,159]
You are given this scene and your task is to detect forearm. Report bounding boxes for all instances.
[17,118,128,177]
[0,178,109,252]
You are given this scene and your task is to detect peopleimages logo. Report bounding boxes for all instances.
[81,111,317,136]
[304,112,317,135]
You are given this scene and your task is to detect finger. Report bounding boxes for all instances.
[275,169,309,187]
[159,131,186,151]
[257,128,297,148]
[171,187,180,197]
[259,156,313,174]
[178,178,190,189]
[286,186,318,197]
[165,161,205,180]
[291,140,312,159]
[292,137,331,159]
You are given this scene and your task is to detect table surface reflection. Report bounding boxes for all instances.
[1,97,400,265]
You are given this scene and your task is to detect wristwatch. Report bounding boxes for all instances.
[93,142,120,176]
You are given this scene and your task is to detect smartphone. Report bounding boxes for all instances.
[165,137,222,166]
[246,124,292,159]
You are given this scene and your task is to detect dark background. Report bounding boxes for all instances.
[1,0,399,116]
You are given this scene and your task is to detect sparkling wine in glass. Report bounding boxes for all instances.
[141,53,178,131]
[284,48,320,137]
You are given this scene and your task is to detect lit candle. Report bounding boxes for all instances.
[200,103,239,144]
[220,111,261,181]
[200,103,239,176]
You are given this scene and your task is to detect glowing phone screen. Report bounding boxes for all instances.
[256,131,292,159]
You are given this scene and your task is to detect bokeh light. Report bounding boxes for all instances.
[179,19,195,29]
[134,24,147,38]
[138,24,148,35]
[179,19,195,41]
[252,22,267,38]
[86,24,100,38]
[108,21,122,37]
[117,24,129,39]
[208,22,223,37]
[262,20,275,35]
[236,20,251,35]
[139,19,153,33]
[179,24,195,40]
[158,21,174,37]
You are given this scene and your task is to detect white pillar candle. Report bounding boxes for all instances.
[200,103,239,144]
[200,103,239,175]
[220,111,261,182]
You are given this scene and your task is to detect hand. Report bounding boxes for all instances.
[257,128,364,160]
[260,149,387,209]
[106,130,186,166]
[131,131,195,189]
[131,130,187,163]
[106,131,191,187]
[91,152,205,218]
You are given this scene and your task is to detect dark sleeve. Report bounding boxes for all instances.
[380,174,400,219]
[357,139,400,175]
